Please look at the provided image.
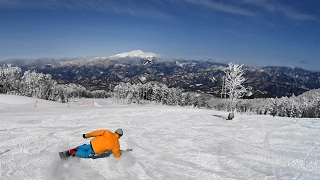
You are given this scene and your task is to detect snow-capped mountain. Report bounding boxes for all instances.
[111,50,156,61]
[57,50,156,67]
[1,51,320,98]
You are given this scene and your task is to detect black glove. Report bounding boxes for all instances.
[82,134,86,139]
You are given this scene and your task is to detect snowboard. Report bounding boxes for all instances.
[59,150,71,159]
[59,148,133,159]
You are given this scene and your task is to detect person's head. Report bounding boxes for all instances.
[115,128,123,138]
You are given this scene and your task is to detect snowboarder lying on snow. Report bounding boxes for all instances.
[66,128,123,158]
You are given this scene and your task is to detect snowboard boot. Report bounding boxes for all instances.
[65,151,71,157]
[68,147,78,157]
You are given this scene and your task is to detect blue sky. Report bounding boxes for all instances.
[0,0,319,71]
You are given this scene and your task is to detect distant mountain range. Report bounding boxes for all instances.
[1,50,319,98]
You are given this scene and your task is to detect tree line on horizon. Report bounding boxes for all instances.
[1,64,319,118]
[207,89,320,118]
[0,64,109,103]
[113,63,320,118]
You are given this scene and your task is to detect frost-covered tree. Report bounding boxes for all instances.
[168,88,182,106]
[224,62,247,112]
[113,82,183,105]
[160,85,169,104]
[113,82,132,103]
[0,64,22,93]
[150,84,161,103]
[19,70,56,99]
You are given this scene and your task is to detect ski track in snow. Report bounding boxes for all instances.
[0,95,320,179]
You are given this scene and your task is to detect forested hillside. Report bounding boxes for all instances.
[1,64,320,118]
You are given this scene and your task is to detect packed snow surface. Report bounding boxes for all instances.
[0,94,319,180]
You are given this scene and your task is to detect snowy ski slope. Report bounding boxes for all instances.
[0,94,319,180]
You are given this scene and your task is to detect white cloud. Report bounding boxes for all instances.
[0,0,173,21]
[243,0,315,20]
[0,0,33,8]
[1,0,315,21]
[282,8,315,20]
[178,0,316,20]
[182,0,257,16]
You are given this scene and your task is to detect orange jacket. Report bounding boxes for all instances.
[84,130,121,158]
